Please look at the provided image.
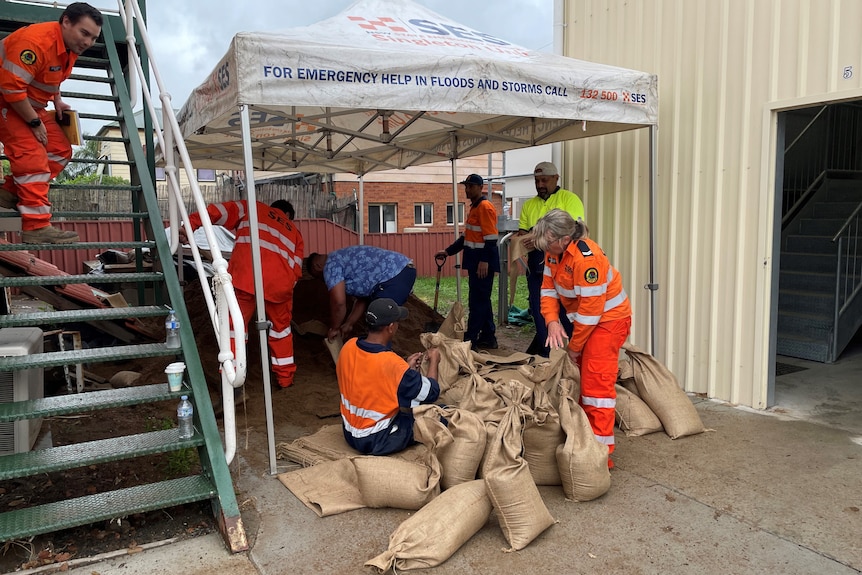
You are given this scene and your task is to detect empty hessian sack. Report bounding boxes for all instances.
[623,343,705,439]
[365,479,492,573]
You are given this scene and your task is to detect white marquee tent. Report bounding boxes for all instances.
[174,0,659,472]
[177,0,657,174]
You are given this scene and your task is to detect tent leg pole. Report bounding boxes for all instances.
[240,104,278,476]
[648,125,658,357]
[451,158,462,303]
[359,175,365,244]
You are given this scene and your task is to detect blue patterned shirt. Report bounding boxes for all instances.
[324,246,411,297]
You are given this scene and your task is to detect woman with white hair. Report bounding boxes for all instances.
[532,208,632,468]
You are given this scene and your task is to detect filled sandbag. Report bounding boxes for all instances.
[615,384,663,436]
[419,332,472,389]
[521,383,564,486]
[618,357,633,380]
[437,300,466,341]
[414,404,486,489]
[365,479,492,573]
[353,456,440,510]
[458,373,506,422]
[483,381,556,551]
[556,390,611,502]
[623,343,706,439]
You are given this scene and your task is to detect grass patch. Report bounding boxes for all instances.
[413,274,532,324]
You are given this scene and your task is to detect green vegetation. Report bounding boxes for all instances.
[413,273,532,323]
[146,417,197,477]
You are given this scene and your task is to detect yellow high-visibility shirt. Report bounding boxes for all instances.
[518,187,584,231]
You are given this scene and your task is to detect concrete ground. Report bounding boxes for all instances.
[69,341,862,575]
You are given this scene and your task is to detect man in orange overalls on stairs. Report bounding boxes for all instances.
[0,3,102,244]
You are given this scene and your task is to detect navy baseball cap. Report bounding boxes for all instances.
[460,173,484,186]
[366,298,409,327]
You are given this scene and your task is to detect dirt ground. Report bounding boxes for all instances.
[0,275,534,571]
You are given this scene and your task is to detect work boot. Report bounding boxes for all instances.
[0,189,17,210]
[21,225,80,244]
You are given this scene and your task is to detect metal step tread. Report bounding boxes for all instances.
[777,331,827,344]
[0,383,190,423]
[778,286,834,298]
[0,475,216,541]
[777,309,833,322]
[0,272,163,287]
[781,251,840,258]
[0,342,180,372]
[0,211,147,219]
[0,428,205,481]
[50,183,142,191]
[0,305,169,328]
[43,211,150,219]
[60,91,118,102]
[0,241,156,252]
[67,73,113,84]
[78,113,122,122]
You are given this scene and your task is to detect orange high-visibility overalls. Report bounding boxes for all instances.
[0,22,75,231]
[541,237,632,465]
[188,201,304,387]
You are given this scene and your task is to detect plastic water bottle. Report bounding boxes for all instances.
[177,395,194,439]
[165,308,181,349]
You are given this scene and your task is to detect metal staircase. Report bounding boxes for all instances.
[778,172,862,362]
[0,3,246,551]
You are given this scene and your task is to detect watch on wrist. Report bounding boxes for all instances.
[27,117,41,128]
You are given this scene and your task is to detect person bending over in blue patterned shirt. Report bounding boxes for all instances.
[306,245,416,341]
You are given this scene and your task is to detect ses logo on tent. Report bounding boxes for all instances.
[348,15,512,48]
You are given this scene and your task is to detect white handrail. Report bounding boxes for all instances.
[115,0,246,464]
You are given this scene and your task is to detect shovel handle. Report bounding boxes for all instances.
[433,254,446,312]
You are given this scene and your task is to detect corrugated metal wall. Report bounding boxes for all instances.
[563,0,862,408]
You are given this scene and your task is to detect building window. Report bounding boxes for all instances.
[155,167,166,181]
[368,203,396,233]
[446,202,465,226]
[197,168,216,182]
[414,203,433,226]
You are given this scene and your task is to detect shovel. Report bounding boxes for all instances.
[424,253,447,332]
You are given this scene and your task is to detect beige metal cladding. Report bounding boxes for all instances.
[561,0,862,409]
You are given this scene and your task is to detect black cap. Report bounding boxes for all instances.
[366,298,409,327]
[460,173,484,186]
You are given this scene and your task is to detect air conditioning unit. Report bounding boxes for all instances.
[0,328,44,456]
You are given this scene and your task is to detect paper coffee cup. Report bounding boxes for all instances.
[165,361,186,392]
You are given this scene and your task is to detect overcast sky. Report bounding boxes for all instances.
[82,0,554,111]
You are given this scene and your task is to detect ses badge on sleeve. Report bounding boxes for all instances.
[20,50,37,66]
[584,267,599,284]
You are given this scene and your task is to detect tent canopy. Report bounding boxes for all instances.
[176,0,657,175]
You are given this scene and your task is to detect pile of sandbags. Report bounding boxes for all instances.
[615,343,705,439]
[277,330,705,573]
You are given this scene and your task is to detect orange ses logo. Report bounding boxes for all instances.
[584,268,599,284]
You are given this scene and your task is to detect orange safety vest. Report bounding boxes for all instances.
[336,338,407,439]
[188,200,304,302]
[540,237,631,353]
[0,22,76,108]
